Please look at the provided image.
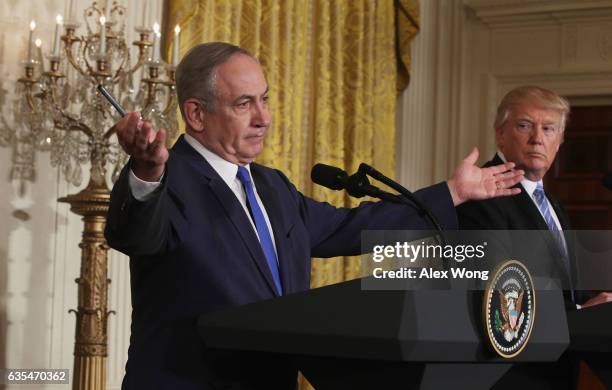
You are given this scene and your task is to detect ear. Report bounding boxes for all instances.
[183,99,206,133]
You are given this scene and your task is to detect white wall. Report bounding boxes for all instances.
[398,0,612,188]
[0,1,162,389]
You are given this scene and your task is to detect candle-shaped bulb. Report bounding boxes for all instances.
[53,14,63,56]
[152,22,160,62]
[35,39,43,70]
[27,20,36,62]
[172,25,181,66]
[99,16,107,55]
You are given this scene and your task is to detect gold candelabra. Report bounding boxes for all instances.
[2,1,180,389]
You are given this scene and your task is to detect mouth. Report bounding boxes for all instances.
[246,133,265,140]
[526,152,546,158]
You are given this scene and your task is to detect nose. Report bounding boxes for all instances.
[253,101,271,128]
[528,124,544,144]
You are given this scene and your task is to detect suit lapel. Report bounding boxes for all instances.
[174,137,280,296]
[514,185,550,230]
[489,154,550,230]
[489,154,571,278]
[251,165,295,294]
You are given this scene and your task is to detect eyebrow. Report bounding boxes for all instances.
[233,87,269,104]
[516,117,556,125]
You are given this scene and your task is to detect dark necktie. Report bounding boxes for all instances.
[236,166,283,295]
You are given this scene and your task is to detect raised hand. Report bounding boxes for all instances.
[114,112,168,181]
[581,292,612,309]
[447,148,524,206]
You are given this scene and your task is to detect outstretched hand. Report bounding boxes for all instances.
[114,112,168,181]
[581,292,612,309]
[447,148,524,206]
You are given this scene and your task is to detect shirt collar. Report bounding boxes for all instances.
[496,150,542,198]
[184,133,251,187]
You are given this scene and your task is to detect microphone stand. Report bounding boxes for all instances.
[357,163,447,247]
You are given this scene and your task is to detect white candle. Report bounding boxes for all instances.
[27,20,36,61]
[35,39,43,70]
[99,16,106,55]
[68,0,74,21]
[152,22,160,61]
[173,25,181,66]
[142,0,148,26]
[53,14,63,56]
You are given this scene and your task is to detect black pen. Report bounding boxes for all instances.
[97,84,127,117]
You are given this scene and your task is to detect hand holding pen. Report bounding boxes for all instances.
[99,85,168,181]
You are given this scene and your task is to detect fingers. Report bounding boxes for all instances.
[582,292,612,308]
[484,161,516,176]
[134,121,153,152]
[116,112,142,154]
[149,128,168,164]
[494,187,522,196]
[463,147,479,165]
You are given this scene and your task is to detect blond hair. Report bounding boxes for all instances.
[494,86,570,132]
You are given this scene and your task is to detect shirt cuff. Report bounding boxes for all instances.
[129,169,163,201]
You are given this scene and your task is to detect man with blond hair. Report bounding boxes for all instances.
[458,85,611,387]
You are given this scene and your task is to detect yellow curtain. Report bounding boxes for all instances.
[165,0,418,285]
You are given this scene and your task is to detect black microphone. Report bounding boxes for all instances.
[311,163,401,202]
[602,173,612,190]
[311,163,347,191]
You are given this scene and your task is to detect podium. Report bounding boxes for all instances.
[567,301,612,387]
[198,278,582,389]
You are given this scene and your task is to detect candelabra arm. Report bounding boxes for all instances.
[64,44,92,80]
[54,108,94,138]
[25,89,37,111]
[103,125,116,139]
[110,45,129,83]
[80,45,99,84]
[125,48,149,77]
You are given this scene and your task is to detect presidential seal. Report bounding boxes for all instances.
[483,260,535,358]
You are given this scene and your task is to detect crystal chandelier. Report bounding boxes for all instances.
[0,2,181,389]
[1,0,179,191]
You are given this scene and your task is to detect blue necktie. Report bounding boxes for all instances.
[236,166,283,295]
[533,183,574,299]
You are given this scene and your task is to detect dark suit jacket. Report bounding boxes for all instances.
[456,154,577,307]
[105,135,458,390]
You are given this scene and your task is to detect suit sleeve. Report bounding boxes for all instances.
[104,161,187,257]
[275,171,458,258]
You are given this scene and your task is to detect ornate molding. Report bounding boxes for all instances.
[464,0,612,27]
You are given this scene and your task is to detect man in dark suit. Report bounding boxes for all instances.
[457,85,612,388]
[457,85,612,308]
[105,42,524,390]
